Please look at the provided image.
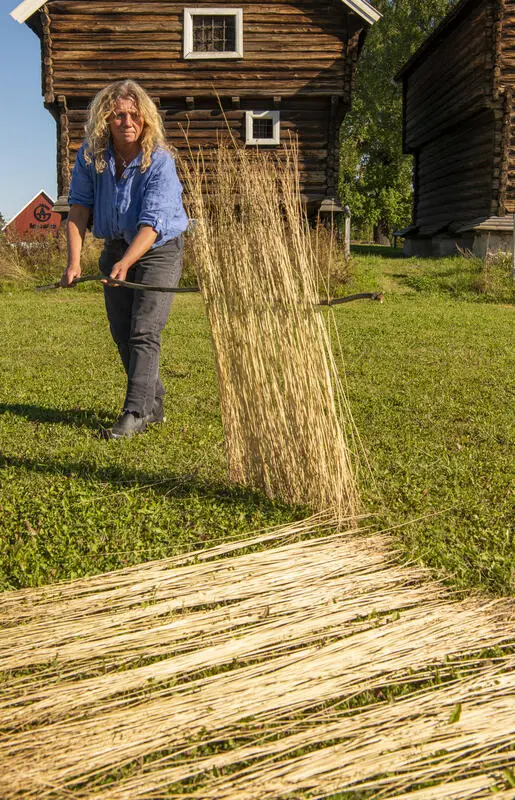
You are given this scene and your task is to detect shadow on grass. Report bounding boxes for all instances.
[351,244,405,259]
[0,403,112,431]
[0,451,300,516]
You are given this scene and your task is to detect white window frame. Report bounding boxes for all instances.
[184,8,243,60]
[245,111,281,146]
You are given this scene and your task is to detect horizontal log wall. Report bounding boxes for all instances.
[44,0,365,202]
[500,0,515,210]
[47,0,362,99]
[414,110,496,232]
[404,0,495,152]
[504,100,515,211]
[64,96,334,202]
[400,0,515,229]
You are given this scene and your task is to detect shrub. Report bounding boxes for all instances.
[475,250,515,303]
[0,230,104,287]
[311,223,352,298]
[0,235,30,284]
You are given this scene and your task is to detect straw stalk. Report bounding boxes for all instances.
[181,141,359,519]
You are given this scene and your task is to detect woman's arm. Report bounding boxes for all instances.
[61,204,91,287]
[108,224,158,283]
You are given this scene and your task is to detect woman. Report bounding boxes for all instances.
[61,80,189,439]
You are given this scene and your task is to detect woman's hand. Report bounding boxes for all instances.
[104,226,158,286]
[60,264,82,287]
[108,261,130,283]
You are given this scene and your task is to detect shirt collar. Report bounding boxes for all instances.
[107,142,143,169]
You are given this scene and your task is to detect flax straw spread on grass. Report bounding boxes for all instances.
[2,147,513,799]
[0,525,513,799]
[181,141,358,518]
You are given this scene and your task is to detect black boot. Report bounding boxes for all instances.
[146,396,166,424]
[105,411,147,440]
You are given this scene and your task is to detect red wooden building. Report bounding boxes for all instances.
[2,190,62,241]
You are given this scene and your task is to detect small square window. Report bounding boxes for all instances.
[245,111,280,146]
[193,15,236,52]
[184,8,243,59]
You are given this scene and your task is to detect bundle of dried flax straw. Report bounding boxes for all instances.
[182,142,358,518]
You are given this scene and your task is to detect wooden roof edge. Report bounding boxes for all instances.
[411,223,455,237]
[394,217,514,239]
[341,0,382,25]
[1,189,55,229]
[394,0,484,82]
[11,0,381,25]
[393,224,419,237]
[453,215,515,232]
[9,0,41,23]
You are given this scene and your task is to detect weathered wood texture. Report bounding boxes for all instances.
[46,0,361,98]
[500,0,515,211]
[56,95,70,197]
[399,0,515,232]
[65,97,337,201]
[39,0,367,205]
[403,0,495,152]
[416,111,497,234]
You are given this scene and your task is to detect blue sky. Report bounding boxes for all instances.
[1,0,57,221]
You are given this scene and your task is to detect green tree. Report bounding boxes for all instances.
[339,0,457,243]
[0,211,6,229]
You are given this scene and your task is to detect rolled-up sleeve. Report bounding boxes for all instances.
[138,151,183,242]
[68,146,95,208]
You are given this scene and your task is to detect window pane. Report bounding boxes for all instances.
[253,117,274,140]
[192,15,236,52]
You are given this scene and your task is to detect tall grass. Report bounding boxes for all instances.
[311,221,352,297]
[0,236,30,284]
[181,142,359,519]
[475,248,515,302]
[0,230,103,287]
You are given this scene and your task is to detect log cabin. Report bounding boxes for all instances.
[10,0,380,216]
[396,0,515,257]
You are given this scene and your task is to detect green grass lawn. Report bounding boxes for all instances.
[0,249,513,594]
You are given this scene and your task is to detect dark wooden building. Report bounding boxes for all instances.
[397,0,515,256]
[11,0,380,214]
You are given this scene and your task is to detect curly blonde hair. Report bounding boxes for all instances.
[84,80,168,173]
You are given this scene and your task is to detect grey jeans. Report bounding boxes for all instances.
[99,234,184,417]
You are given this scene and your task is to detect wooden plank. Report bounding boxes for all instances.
[403,0,494,149]
[44,0,368,207]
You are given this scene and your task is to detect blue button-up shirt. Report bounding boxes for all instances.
[68,143,189,247]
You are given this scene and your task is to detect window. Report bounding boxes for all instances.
[184,8,243,59]
[245,111,280,145]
